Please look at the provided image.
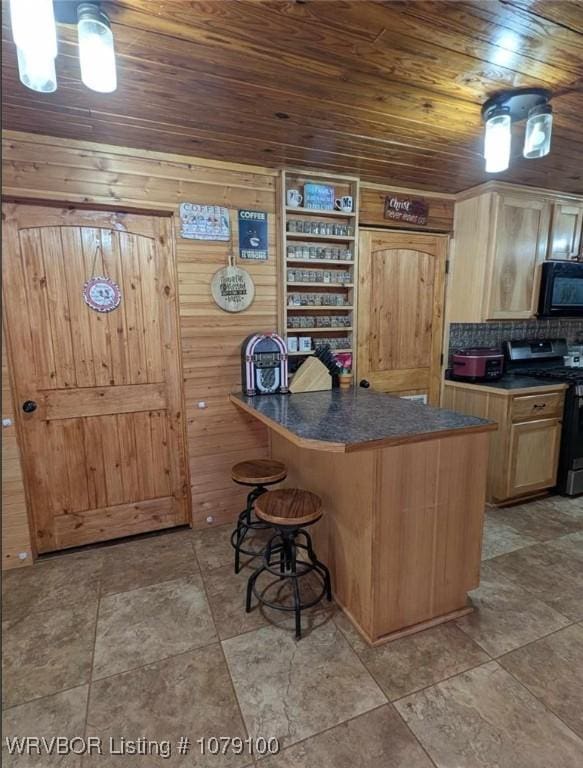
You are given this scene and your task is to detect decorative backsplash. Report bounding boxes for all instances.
[449,319,583,361]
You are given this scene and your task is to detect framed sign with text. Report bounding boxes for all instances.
[238,210,268,260]
[384,195,429,226]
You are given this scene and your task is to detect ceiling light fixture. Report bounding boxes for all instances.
[10,0,58,93]
[523,103,553,159]
[77,2,117,93]
[10,1,117,94]
[481,88,552,174]
[483,106,511,174]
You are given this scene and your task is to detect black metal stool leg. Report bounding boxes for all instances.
[300,529,332,601]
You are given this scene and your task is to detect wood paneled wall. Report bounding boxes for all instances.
[360,183,454,232]
[2,330,33,568]
[1,130,279,568]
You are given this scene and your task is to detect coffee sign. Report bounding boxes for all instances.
[384,195,429,225]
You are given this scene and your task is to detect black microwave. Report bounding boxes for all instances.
[538,261,583,317]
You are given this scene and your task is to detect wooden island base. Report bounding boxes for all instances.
[270,430,488,645]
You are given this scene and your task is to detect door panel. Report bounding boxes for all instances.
[357,230,447,404]
[2,203,190,552]
[548,202,583,260]
[507,418,561,498]
[486,196,549,319]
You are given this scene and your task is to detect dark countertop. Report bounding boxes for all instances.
[231,389,495,453]
[444,375,568,394]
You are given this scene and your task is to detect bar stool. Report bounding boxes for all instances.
[246,488,332,639]
[230,459,287,573]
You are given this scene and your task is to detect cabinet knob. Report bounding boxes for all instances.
[22,400,37,414]
[359,379,370,388]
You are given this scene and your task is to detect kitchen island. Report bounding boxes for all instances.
[231,389,496,645]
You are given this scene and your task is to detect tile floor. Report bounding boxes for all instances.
[2,495,583,767]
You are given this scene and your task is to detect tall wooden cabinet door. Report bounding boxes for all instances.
[357,230,447,404]
[507,418,561,498]
[486,195,550,320]
[548,202,583,260]
[2,204,191,553]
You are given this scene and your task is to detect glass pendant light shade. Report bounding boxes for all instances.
[484,108,511,173]
[77,3,117,93]
[523,104,553,159]
[16,47,57,92]
[10,0,58,92]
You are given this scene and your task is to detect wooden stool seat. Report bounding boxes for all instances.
[255,488,322,527]
[231,459,287,486]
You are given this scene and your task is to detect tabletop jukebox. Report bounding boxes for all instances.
[241,333,289,396]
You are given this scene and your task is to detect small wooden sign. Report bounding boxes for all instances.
[211,265,255,312]
[384,195,429,226]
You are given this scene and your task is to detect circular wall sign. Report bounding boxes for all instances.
[211,265,255,313]
[83,276,122,313]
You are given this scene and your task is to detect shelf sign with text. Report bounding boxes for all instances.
[384,195,429,226]
[238,209,268,260]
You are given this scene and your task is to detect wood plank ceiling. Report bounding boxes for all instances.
[2,0,583,193]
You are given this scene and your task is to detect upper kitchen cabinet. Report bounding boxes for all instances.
[447,184,583,323]
[486,194,549,320]
[548,201,583,260]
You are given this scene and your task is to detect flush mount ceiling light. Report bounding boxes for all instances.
[9,0,58,92]
[77,3,117,93]
[481,88,552,174]
[10,0,117,94]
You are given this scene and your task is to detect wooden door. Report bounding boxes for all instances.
[507,418,561,498]
[2,204,191,553]
[548,201,583,260]
[486,195,550,319]
[357,230,447,405]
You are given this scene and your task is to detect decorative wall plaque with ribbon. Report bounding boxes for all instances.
[83,245,122,313]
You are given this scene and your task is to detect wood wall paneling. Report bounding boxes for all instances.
[1,131,279,565]
[1,330,34,568]
[2,1,582,193]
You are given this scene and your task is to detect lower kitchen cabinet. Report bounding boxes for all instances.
[508,418,562,498]
[442,381,566,504]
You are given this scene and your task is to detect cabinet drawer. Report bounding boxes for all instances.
[511,392,564,422]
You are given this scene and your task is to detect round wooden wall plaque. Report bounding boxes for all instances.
[211,265,255,313]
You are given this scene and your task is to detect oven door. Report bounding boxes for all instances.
[538,261,583,318]
[557,387,583,495]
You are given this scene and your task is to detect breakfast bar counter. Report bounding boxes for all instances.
[230,390,495,645]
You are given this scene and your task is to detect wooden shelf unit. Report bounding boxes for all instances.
[280,169,359,373]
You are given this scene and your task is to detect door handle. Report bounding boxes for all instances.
[22,400,37,413]
[359,379,370,388]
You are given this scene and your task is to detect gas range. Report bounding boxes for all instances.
[505,338,583,496]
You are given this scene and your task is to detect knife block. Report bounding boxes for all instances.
[289,357,332,393]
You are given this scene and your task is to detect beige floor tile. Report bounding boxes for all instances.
[456,561,570,656]
[203,563,333,640]
[86,647,250,767]
[192,524,271,572]
[93,574,217,679]
[100,531,198,597]
[335,613,489,699]
[2,686,88,768]
[481,516,538,560]
[395,661,583,768]
[487,500,583,543]
[500,623,583,738]
[1,552,102,624]
[527,496,583,521]
[191,525,238,571]
[259,704,433,768]
[487,540,583,621]
[2,603,97,709]
[222,621,386,750]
